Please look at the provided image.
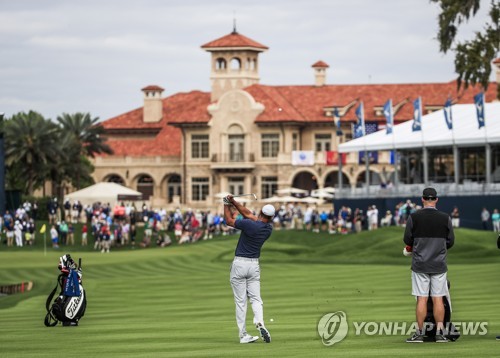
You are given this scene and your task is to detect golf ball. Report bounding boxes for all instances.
[270,318,274,322]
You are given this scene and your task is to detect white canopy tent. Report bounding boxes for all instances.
[65,182,143,206]
[338,103,500,153]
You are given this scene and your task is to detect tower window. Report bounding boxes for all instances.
[216,58,226,70]
[230,58,241,70]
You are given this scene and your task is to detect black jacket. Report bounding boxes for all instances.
[403,207,454,274]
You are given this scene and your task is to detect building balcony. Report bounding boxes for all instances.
[210,153,256,172]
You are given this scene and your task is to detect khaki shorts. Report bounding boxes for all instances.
[411,271,447,297]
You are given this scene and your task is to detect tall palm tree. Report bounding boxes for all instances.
[4,111,62,195]
[57,112,113,189]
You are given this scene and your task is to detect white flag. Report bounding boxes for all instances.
[292,151,315,166]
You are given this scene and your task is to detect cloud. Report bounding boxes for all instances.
[0,0,495,121]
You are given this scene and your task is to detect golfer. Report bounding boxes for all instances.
[224,195,274,344]
[404,187,455,343]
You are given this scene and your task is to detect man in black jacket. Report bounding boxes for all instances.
[404,187,455,343]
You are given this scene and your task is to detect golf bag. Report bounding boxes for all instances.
[44,254,87,327]
[423,280,460,341]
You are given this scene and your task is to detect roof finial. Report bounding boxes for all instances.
[232,11,237,34]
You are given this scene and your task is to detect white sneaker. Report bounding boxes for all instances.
[240,333,259,344]
[256,323,271,343]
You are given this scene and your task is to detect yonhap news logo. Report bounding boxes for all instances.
[317,311,349,346]
[318,311,488,346]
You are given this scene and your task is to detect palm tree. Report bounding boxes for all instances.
[57,113,113,189]
[4,111,62,195]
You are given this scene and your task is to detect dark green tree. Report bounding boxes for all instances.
[56,112,113,189]
[4,111,62,195]
[432,0,500,96]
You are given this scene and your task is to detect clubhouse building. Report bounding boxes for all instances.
[92,30,500,209]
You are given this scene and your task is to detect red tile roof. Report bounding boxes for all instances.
[100,91,211,156]
[246,81,498,123]
[201,31,268,50]
[142,85,164,91]
[493,58,500,64]
[99,80,497,157]
[312,61,329,68]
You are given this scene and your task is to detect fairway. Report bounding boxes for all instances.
[0,227,499,357]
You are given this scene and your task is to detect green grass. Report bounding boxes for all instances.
[0,226,499,357]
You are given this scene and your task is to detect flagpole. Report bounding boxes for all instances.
[481,94,490,187]
[418,97,428,186]
[44,228,47,256]
[389,100,398,193]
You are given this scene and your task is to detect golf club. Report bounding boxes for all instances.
[232,193,258,200]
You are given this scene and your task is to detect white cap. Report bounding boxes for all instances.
[262,204,276,217]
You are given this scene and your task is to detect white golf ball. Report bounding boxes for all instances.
[270,318,274,322]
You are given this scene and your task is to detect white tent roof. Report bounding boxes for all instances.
[65,182,142,206]
[338,103,500,152]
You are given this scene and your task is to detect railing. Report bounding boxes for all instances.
[211,153,255,163]
[335,182,500,199]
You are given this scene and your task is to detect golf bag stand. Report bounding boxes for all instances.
[423,280,460,341]
[44,254,87,327]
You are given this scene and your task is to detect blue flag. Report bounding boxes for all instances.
[474,92,485,128]
[443,98,453,130]
[412,97,422,132]
[383,99,393,135]
[333,107,343,136]
[354,102,365,138]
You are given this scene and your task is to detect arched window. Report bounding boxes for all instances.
[137,175,154,199]
[292,172,318,192]
[105,174,125,185]
[230,57,241,70]
[216,58,226,70]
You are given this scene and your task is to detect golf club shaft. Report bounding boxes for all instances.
[232,193,257,199]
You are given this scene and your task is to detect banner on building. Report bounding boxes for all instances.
[359,151,379,164]
[292,151,315,166]
[326,151,347,165]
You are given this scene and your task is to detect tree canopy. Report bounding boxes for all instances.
[432,0,500,95]
[4,111,113,196]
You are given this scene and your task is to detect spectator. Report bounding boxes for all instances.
[101,228,111,253]
[64,199,71,222]
[67,223,75,245]
[59,221,69,245]
[381,210,393,227]
[450,207,460,228]
[320,211,328,232]
[50,225,59,248]
[368,205,379,231]
[25,219,35,245]
[174,221,183,242]
[492,209,500,233]
[14,220,23,247]
[4,211,14,246]
[47,198,58,224]
[354,209,363,233]
[81,223,88,246]
[481,208,490,230]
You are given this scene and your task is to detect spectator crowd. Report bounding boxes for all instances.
[1,197,499,250]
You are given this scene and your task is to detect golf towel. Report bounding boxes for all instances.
[64,270,81,297]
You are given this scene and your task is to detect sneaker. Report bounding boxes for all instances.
[256,323,271,343]
[435,334,449,343]
[240,334,258,344]
[406,331,424,343]
[496,335,500,340]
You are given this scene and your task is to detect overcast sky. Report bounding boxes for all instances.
[0,0,495,121]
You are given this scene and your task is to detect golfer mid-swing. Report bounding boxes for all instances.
[224,195,274,344]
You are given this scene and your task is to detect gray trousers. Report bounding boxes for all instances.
[230,257,264,337]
